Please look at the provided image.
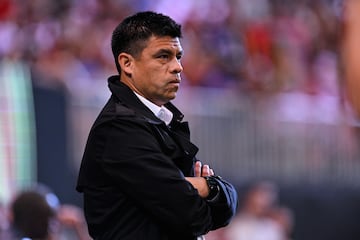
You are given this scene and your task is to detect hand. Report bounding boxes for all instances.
[185,160,215,198]
[56,204,91,240]
[194,160,215,177]
[57,204,85,227]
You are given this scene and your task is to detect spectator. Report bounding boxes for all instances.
[8,185,91,240]
[224,181,285,240]
[343,0,360,117]
[268,206,295,240]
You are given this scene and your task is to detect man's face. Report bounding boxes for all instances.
[130,36,183,106]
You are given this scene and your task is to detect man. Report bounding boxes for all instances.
[76,11,238,240]
[343,0,360,117]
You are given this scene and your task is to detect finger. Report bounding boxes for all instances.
[209,168,215,176]
[202,164,210,176]
[194,161,202,177]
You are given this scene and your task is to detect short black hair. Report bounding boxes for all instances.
[111,11,182,73]
[11,190,56,239]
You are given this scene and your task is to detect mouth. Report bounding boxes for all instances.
[169,78,181,84]
[169,73,181,84]
[169,82,180,87]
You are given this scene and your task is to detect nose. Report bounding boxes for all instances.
[171,58,183,74]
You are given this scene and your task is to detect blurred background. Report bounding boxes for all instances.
[1,0,360,239]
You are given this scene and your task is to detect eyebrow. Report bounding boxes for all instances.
[154,48,183,57]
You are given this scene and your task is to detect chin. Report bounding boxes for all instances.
[169,93,177,99]
[166,90,177,99]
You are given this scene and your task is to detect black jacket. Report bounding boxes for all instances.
[76,75,238,240]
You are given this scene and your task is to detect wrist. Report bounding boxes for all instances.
[185,177,210,198]
[203,176,220,201]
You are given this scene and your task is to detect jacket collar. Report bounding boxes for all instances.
[107,75,185,125]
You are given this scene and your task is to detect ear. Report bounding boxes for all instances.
[118,53,134,76]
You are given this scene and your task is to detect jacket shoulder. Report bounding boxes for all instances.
[92,97,135,128]
[92,96,162,130]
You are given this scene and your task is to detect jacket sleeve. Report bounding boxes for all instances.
[207,176,238,230]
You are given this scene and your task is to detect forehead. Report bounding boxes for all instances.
[144,36,183,52]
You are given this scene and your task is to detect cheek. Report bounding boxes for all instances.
[135,64,167,89]
[146,70,165,86]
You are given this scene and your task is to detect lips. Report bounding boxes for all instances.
[169,79,181,84]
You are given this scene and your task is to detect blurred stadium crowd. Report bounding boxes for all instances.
[0,0,344,96]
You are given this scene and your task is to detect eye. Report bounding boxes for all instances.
[176,54,182,60]
[158,54,169,59]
